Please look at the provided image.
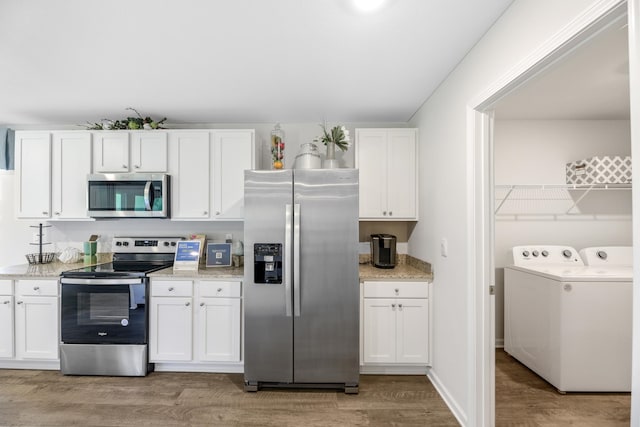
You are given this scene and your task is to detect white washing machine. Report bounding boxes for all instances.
[504,245,632,393]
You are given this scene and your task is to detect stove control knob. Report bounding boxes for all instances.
[522,250,530,257]
[532,250,539,257]
[163,241,170,247]
[171,242,177,246]
[115,241,122,246]
[597,250,608,260]
[541,250,549,257]
[562,249,572,258]
[123,241,129,247]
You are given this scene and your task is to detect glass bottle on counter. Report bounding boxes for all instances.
[271,123,285,169]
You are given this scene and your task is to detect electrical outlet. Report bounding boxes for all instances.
[225,233,233,243]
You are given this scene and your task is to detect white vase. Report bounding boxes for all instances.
[323,141,339,169]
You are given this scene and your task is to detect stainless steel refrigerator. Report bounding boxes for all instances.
[243,169,359,393]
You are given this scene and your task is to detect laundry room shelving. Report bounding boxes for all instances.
[494,183,631,216]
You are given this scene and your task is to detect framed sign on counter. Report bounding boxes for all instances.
[173,240,202,271]
[206,243,232,267]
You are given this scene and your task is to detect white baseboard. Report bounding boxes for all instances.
[360,364,428,375]
[427,369,467,427]
[0,360,60,370]
[495,338,504,348]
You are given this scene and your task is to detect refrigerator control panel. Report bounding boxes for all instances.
[254,243,283,284]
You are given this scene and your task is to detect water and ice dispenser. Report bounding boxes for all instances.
[253,243,283,284]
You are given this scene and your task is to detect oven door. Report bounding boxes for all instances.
[61,278,148,344]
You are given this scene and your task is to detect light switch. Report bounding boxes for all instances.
[440,238,448,258]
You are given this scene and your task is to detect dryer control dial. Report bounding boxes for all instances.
[597,250,608,260]
[562,249,573,258]
[522,250,530,257]
[541,250,549,257]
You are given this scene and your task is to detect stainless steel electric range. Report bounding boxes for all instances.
[59,236,183,376]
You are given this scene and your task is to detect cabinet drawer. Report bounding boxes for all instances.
[16,279,58,296]
[0,280,11,295]
[198,281,241,298]
[151,280,193,297]
[363,281,428,299]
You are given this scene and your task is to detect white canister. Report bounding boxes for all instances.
[294,143,322,169]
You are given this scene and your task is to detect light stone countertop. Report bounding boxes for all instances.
[0,254,432,283]
[0,254,111,279]
[149,265,244,279]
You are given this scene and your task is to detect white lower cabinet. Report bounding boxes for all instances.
[0,280,14,359]
[149,278,242,370]
[13,280,59,362]
[362,281,429,371]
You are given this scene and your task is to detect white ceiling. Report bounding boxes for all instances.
[494,17,630,120]
[0,0,514,126]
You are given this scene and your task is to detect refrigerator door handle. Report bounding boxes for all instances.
[284,204,293,317]
[293,203,301,317]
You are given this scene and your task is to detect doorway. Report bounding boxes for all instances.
[468,1,637,425]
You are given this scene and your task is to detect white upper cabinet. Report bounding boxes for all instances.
[356,128,418,220]
[51,132,92,219]
[131,132,168,172]
[212,130,255,219]
[169,129,255,221]
[93,131,168,173]
[169,131,212,219]
[93,132,129,173]
[15,132,52,219]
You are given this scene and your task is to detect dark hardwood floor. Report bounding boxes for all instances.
[0,352,631,426]
[495,349,631,426]
[0,369,457,426]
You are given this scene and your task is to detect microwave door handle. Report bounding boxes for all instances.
[143,181,153,211]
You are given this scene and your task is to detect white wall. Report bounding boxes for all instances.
[493,119,632,344]
[407,0,610,423]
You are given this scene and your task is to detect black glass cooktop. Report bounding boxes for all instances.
[61,262,173,278]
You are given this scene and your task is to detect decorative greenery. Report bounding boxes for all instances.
[316,124,351,151]
[83,107,167,130]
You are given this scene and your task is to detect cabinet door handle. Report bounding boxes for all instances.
[3,300,9,304]
[398,303,403,309]
[17,301,23,305]
[200,302,205,307]
[42,211,48,215]
[389,211,393,216]
[185,302,191,306]
[168,287,174,291]
[122,165,127,169]
[54,212,60,216]
[33,286,40,291]
[203,211,208,215]
[215,211,220,216]
[134,165,140,169]
[391,303,396,309]
[394,288,399,295]
[382,211,387,216]
[217,288,222,292]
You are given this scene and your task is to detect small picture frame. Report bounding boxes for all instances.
[173,240,202,271]
[206,243,232,267]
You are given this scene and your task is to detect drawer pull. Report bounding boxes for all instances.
[391,303,396,309]
[185,302,191,307]
[200,302,205,306]
[394,288,399,294]
[217,288,223,292]
[33,286,40,291]
[3,300,9,304]
[398,303,403,309]
[17,301,23,305]
[168,287,174,292]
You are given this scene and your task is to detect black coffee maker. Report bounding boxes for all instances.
[370,234,397,269]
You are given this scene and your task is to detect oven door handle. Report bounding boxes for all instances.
[60,278,144,285]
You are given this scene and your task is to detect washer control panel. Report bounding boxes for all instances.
[511,245,583,266]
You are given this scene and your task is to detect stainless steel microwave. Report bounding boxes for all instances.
[87,173,170,218]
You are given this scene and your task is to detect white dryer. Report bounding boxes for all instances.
[504,245,632,393]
